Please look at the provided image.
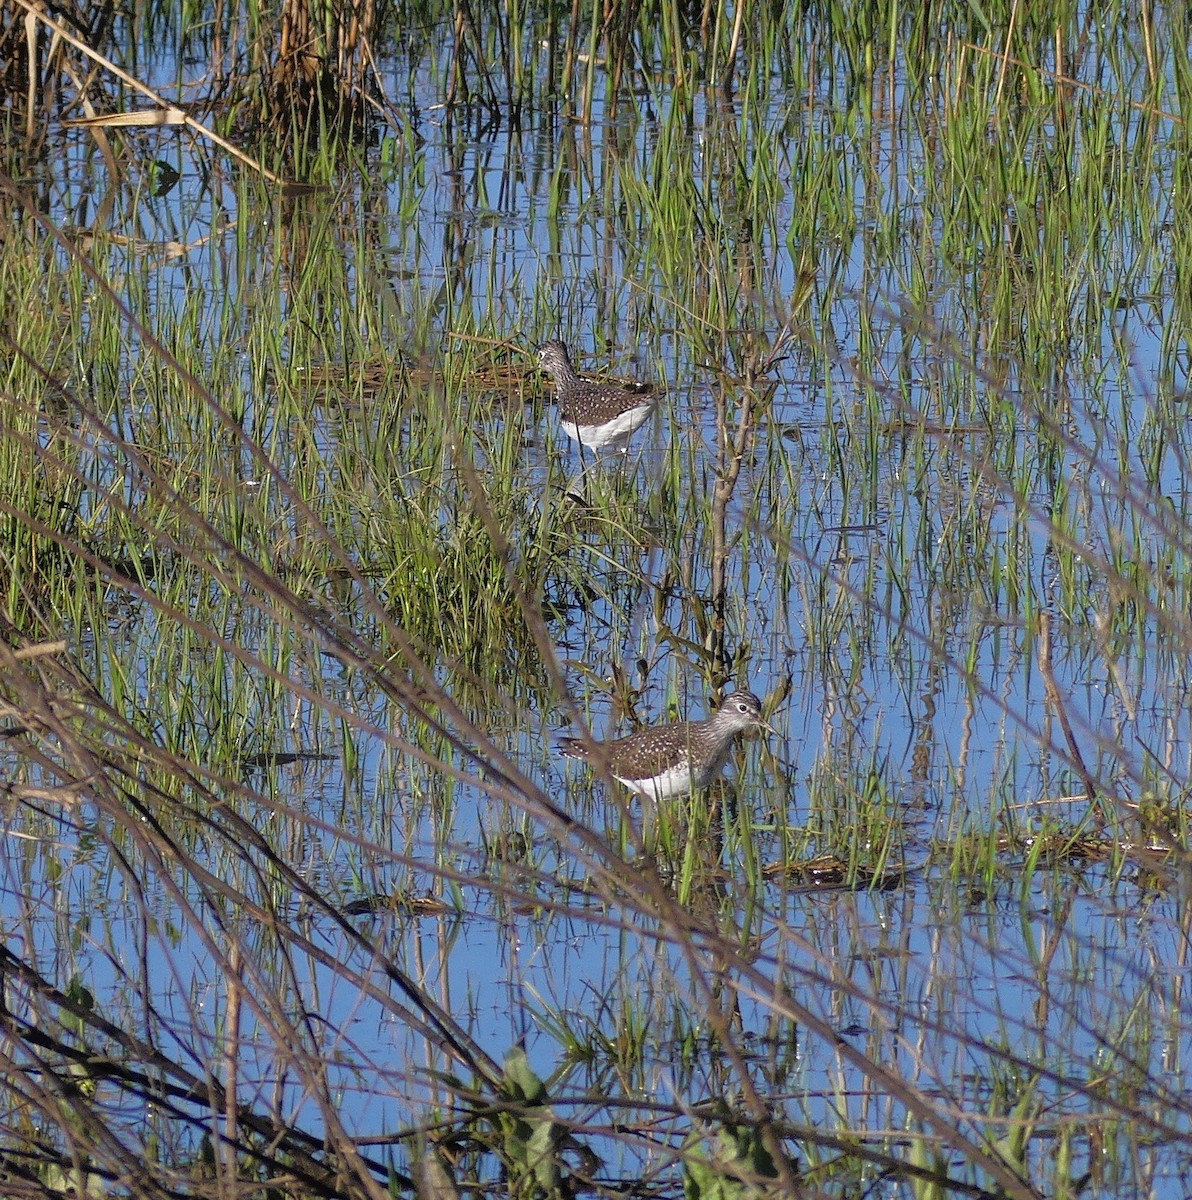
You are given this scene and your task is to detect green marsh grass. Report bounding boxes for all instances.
[4,3,1192,1198]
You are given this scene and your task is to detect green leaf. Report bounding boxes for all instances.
[502,1045,547,1105]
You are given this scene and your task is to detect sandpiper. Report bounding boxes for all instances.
[558,689,773,801]
[536,339,657,454]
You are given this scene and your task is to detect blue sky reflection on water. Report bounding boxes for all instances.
[7,13,1192,1193]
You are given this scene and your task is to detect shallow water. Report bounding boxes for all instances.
[4,7,1192,1196]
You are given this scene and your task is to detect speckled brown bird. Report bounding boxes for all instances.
[558,690,773,801]
[536,339,657,453]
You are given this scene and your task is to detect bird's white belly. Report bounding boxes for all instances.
[615,755,723,801]
[562,401,652,449]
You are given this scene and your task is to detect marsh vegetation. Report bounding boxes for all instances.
[1,0,1191,1197]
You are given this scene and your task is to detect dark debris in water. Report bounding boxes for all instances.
[292,336,660,418]
[344,892,455,917]
[240,750,336,771]
[1000,831,1115,865]
[880,417,993,437]
[293,341,542,409]
[765,855,911,893]
[88,551,165,587]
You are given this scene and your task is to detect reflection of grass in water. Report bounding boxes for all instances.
[1,5,1191,1196]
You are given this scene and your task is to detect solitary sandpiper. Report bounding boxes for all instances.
[536,339,657,453]
[558,690,774,801]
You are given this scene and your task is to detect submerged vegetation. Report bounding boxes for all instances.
[1,0,1191,1197]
